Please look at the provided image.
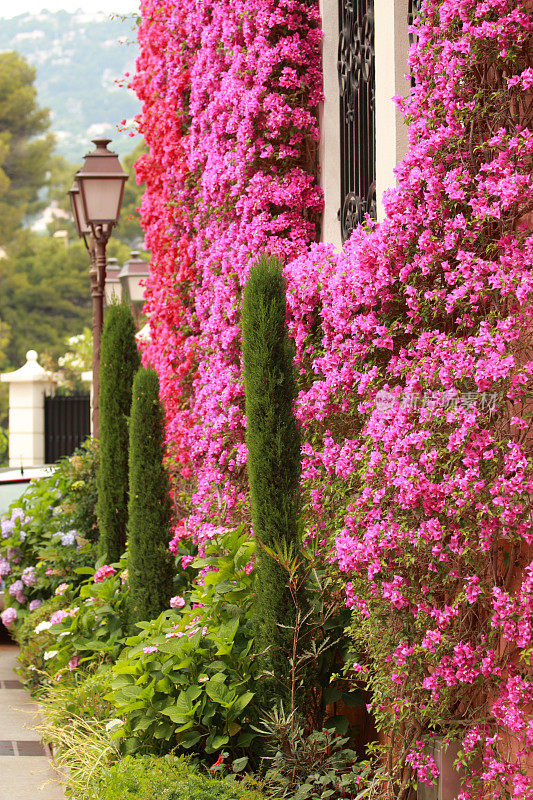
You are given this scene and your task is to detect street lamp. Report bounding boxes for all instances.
[104,258,122,305]
[72,138,128,438]
[68,180,91,244]
[119,251,149,306]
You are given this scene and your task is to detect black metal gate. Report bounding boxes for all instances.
[337,0,376,242]
[44,395,91,463]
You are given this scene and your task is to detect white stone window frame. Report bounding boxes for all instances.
[318,0,411,248]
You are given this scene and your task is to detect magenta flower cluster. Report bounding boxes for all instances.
[133,0,323,545]
[282,1,533,795]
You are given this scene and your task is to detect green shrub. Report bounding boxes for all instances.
[57,438,100,543]
[97,303,140,563]
[257,709,375,799]
[35,555,129,683]
[39,667,115,726]
[241,255,303,709]
[127,367,174,628]
[15,595,70,693]
[82,754,264,800]
[110,526,258,759]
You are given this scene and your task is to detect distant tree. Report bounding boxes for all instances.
[0,316,10,372]
[97,303,140,563]
[56,327,93,392]
[114,139,146,248]
[0,234,91,367]
[0,233,92,368]
[0,51,54,243]
[127,367,174,628]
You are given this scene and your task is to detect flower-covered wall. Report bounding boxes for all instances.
[133,0,323,542]
[133,0,532,797]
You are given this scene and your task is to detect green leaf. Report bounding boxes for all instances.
[174,720,195,733]
[232,756,248,773]
[179,730,202,749]
[228,722,241,736]
[231,691,254,714]
[214,579,239,595]
[294,784,314,799]
[161,685,202,722]
[342,690,366,707]
[153,721,174,739]
[119,685,143,699]
[158,640,188,655]
[111,676,134,690]
[324,715,349,735]
[208,732,229,751]
[205,679,236,708]
[323,686,342,704]
[237,730,255,747]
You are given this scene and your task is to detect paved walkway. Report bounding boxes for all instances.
[0,641,65,800]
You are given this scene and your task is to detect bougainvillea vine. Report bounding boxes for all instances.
[133,0,323,536]
[283,1,533,797]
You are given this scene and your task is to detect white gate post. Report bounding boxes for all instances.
[0,350,57,467]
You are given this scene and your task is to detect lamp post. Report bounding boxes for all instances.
[119,251,150,325]
[71,138,128,438]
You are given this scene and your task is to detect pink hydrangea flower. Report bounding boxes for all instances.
[170,595,185,609]
[8,580,24,597]
[21,567,37,587]
[49,609,70,625]
[94,565,117,583]
[68,655,80,671]
[1,607,17,627]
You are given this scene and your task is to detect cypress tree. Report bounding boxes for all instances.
[97,303,140,563]
[241,254,302,709]
[127,367,174,627]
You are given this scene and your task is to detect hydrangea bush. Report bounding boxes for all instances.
[1,443,98,628]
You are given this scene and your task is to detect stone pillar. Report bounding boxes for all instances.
[374,0,410,221]
[0,350,56,468]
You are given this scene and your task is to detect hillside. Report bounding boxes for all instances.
[0,10,140,162]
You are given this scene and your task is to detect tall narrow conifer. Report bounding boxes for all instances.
[127,367,174,627]
[241,254,302,708]
[97,303,140,563]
